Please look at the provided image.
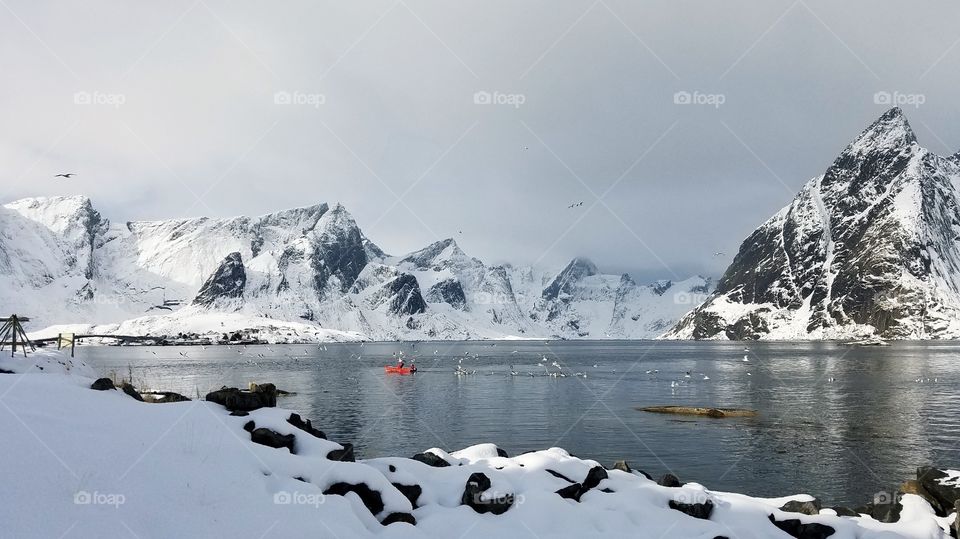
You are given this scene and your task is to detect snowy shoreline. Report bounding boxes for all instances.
[1,351,957,538]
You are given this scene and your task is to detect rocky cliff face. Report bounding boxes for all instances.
[193,252,246,308]
[667,108,960,340]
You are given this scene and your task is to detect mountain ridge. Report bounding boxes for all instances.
[2,195,709,342]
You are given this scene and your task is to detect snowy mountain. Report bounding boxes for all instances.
[2,196,711,342]
[666,108,960,340]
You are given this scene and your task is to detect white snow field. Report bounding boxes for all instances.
[0,351,954,538]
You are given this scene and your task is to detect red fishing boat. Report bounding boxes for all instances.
[384,365,416,374]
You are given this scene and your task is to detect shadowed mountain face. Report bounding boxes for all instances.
[668,108,960,340]
[1,197,709,340]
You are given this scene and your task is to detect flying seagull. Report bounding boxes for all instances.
[54,173,75,179]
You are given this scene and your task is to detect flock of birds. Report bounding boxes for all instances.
[136,343,952,389]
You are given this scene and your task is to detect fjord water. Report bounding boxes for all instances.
[80,341,959,507]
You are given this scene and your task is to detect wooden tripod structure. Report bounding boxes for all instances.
[0,315,35,358]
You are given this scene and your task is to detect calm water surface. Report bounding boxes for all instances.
[78,340,960,507]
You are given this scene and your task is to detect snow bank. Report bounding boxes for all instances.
[0,351,953,538]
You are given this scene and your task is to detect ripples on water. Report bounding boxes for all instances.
[79,340,960,506]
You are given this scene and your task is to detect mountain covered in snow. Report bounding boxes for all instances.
[667,108,960,340]
[1,196,711,342]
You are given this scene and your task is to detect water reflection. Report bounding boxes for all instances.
[78,340,959,506]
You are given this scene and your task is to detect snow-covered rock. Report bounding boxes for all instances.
[3,197,707,342]
[666,108,960,340]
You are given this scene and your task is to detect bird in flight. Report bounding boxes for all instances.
[568,201,584,208]
[54,173,76,179]
[713,251,725,257]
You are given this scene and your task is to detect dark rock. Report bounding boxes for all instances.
[918,467,960,516]
[582,466,608,491]
[780,499,822,516]
[0,368,13,374]
[855,496,902,523]
[381,512,416,526]
[142,391,190,403]
[669,499,714,520]
[90,378,115,391]
[768,514,835,538]
[830,506,858,517]
[659,473,682,488]
[496,447,509,458]
[243,420,256,432]
[612,460,632,473]
[327,443,355,462]
[230,411,249,417]
[461,472,513,515]
[388,465,396,473]
[287,413,326,439]
[324,482,384,515]
[119,382,143,401]
[205,385,276,412]
[250,428,295,453]
[392,483,422,509]
[555,483,582,500]
[193,252,246,307]
[411,452,450,467]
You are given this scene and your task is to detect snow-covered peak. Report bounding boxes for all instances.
[542,257,599,301]
[312,203,360,238]
[841,107,917,158]
[399,238,469,269]
[5,195,103,237]
[256,203,328,230]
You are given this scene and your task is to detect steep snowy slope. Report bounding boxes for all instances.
[4,196,707,342]
[667,108,960,340]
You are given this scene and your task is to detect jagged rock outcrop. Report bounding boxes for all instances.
[667,108,960,340]
[426,278,467,310]
[193,252,246,307]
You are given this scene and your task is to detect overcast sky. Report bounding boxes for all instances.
[2,0,959,282]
